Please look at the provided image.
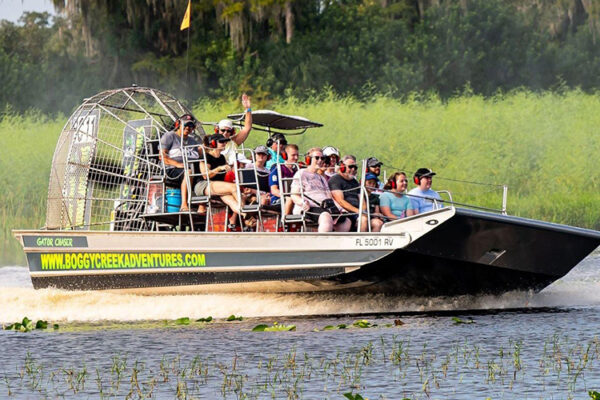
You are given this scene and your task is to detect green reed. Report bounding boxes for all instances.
[3,90,600,265]
[3,330,600,399]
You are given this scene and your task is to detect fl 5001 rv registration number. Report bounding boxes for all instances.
[355,237,395,247]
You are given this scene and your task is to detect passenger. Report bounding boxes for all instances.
[366,157,384,189]
[407,168,442,213]
[160,114,201,212]
[322,146,340,179]
[248,145,270,176]
[290,147,351,233]
[246,145,271,205]
[265,132,288,169]
[364,172,383,220]
[380,172,417,220]
[329,155,383,232]
[269,144,299,215]
[194,134,244,222]
[217,93,253,164]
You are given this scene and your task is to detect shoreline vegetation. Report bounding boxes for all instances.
[2,89,600,265]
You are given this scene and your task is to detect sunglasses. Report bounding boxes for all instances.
[217,138,231,143]
[313,155,326,161]
[346,164,358,170]
[184,123,196,128]
[219,128,233,133]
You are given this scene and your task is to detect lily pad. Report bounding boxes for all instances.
[252,322,296,332]
[452,317,475,325]
[227,315,243,321]
[196,316,213,322]
[353,319,373,328]
[175,317,190,325]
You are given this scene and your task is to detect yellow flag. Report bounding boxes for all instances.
[180,0,191,31]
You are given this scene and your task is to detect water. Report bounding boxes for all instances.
[1,251,599,399]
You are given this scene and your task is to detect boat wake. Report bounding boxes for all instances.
[1,253,599,323]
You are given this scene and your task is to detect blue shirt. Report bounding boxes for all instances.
[268,164,294,204]
[379,192,415,218]
[407,188,442,213]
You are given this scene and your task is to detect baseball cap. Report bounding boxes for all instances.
[268,132,287,145]
[364,172,379,181]
[237,153,252,164]
[218,119,234,130]
[367,157,383,167]
[254,145,269,154]
[179,114,196,127]
[414,168,436,178]
[322,146,340,157]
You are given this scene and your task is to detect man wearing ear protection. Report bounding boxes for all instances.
[290,147,351,233]
[329,155,383,232]
[160,113,201,211]
[408,168,442,213]
[218,93,253,165]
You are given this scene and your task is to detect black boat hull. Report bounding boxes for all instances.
[321,208,600,296]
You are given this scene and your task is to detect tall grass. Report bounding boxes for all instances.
[0,113,63,265]
[2,90,600,265]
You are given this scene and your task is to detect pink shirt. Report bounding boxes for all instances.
[290,169,332,213]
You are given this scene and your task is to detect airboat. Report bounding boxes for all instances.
[13,87,600,296]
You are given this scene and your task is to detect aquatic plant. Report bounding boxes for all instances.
[226,315,243,321]
[3,317,58,332]
[174,317,190,326]
[452,317,475,325]
[252,322,296,332]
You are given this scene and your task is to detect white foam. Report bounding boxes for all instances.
[1,255,599,323]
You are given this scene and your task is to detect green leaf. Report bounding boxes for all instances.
[227,315,243,321]
[252,324,268,332]
[452,317,475,325]
[589,390,600,400]
[264,324,296,332]
[22,317,33,331]
[175,317,190,325]
[196,316,213,322]
[353,319,372,328]
[53,324,59,330]
[35,320,48,330]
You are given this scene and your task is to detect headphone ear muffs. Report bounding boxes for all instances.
[414,176,420,185]
[266,137,273,148]
[210,139,217,148]
[305,155,311,165]
[281,151,287,161]
[339,164,346,174]
[214,126,219,134]
[392,180,396,190]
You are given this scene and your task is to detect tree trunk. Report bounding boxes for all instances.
[285,1,293,44]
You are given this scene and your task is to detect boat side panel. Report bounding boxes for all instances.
[319,248,557,296]
[30,268,348,291]
[403,209,600,277]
